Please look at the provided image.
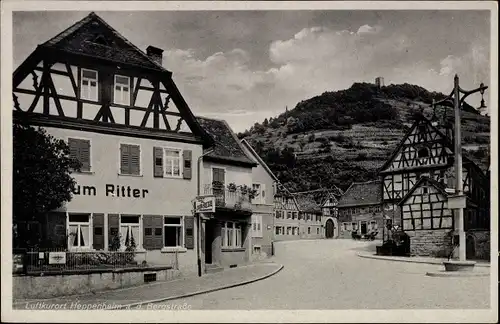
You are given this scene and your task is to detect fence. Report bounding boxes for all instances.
[13,248,179,275]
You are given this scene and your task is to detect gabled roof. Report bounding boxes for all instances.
[40,12,167,72]
[240,139,278,181]
[291,188,342,213]
[378,115,487,176]
[398,177,449,206]
[197,117,257,167]
[337,180,382,208]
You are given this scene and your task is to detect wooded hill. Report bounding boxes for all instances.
[238,82,490,192]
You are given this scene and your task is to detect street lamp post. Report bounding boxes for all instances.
[432,74,488,262]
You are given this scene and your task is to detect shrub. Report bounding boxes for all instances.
[308,134,315,143]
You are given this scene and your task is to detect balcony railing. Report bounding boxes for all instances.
[203,184,253,211]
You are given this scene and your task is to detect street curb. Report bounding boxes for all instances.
[426,271,489,278]
[116,264,285,309]
[357,252,490,267]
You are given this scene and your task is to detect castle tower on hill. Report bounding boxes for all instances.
[375,77,385,88]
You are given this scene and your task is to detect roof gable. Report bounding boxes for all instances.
[337,180,381,207]
[240,139,278,181]
[41,12,166,71]
[292,188,342,212]
[197,117,256,167]
[398,177,449,206]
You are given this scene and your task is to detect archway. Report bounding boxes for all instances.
[325,219,335,239]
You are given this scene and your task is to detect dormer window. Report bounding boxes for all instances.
[81,69,98,101]
[114,75,130,105]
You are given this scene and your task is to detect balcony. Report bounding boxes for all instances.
[203,183,253,212]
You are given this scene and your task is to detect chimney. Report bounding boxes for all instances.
[146,45,164,66]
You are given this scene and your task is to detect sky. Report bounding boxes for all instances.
[13,10,491,133]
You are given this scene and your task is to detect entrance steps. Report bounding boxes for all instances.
[205,263,224,274]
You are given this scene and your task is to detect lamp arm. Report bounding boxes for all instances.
[458,86,489,105]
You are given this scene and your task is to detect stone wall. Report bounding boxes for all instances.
[406,229,453,257]
[13,267,181,299]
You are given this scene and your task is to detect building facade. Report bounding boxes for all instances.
[378,116,490,259]
[196,117,257,271]
[12,12,215,275]
[337,181,384,240]
[273,193,301,241]
[240,139,279,260]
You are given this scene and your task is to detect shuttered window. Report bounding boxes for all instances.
[120,144,141,175]
[153,148,192,180]
[184,216,194,249]
[68,138,91,172]
[143,215,162,250]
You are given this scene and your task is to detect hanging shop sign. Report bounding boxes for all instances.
[194,196,216,213]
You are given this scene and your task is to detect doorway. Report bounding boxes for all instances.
[325,219,335,239]
[360,221,368,235]
[205,220,215,264]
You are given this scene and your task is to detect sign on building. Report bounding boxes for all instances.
[48,252,67,264]
[194,196,216,213]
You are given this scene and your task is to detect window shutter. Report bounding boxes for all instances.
[143,215,154,250]
[183,150,192,180]
[120,144,130,175]
[68,138,79,160]
[92,213,104,250]
[80,140,91,172]
[108,214,119,250]
[129,145,141,175]
[184,216,195,249]
[152,216,163,249]
[153,147,163,178]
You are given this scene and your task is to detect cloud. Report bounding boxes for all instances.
[162,24,490,132]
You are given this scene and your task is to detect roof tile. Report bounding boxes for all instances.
[337,180,381,207]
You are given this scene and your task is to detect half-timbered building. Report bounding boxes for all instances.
[379,115,490,259]
[12,12,225,275]
[292,192,324,239]
[273,191,301,241]
[337,181,385,239]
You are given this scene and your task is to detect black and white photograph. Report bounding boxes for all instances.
[1,1,498,323]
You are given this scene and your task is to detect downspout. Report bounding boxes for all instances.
[196,148,214,277]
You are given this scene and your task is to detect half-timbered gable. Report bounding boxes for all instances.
[379,116,488,208]
[398,177,453,232]
[13,12,210,145]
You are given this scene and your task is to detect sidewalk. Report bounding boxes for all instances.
[357,252,491,267]
[13,262,283,310]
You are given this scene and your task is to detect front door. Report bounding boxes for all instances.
[205,219,215,264]
[360,222,368,235]
[325,219,335,239]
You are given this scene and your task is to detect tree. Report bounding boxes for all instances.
[13,122,81,246]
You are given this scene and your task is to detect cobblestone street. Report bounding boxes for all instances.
[164,239,491,309]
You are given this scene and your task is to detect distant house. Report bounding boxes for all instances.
[292,191,324,239]
[274,190,301,241]
[240,139,279,260]
[337,181,384,239]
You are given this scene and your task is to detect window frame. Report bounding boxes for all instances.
[163,216,184,248]
[252,183,265,204]
[118,142,142,176]
[67,213,92,250]
[163,147,183,178]
[119,214,142,251]
[222,221,243,248]
[113,74,131,105]
[251,214,263,238]
[80,68,99,101]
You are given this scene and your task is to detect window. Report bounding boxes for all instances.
[352,222,358,231]
[164,148,182,177]
[252,183,266,204]
[275,226,280,235]
[370,221,378,231]
[316,228,319,234]
[252,215,263,238]
[164,217,183,247]
[287,211,292,219]
[343,222,351,231]
[81,69,98,101]
[68,213,91,249]
[296,227,300,235]
[308,227,311,234]
[222,222,242,248]
[114,75,130,105]
[68,138,91,172]
[120,144,141,175]
[120,215,140,250]
[418,147,430,158]
[275,210,281,219]
[316,215,321,222]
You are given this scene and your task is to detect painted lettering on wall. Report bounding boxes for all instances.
[73,184,149,198]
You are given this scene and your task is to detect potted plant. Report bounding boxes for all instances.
[227,183,237,192]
